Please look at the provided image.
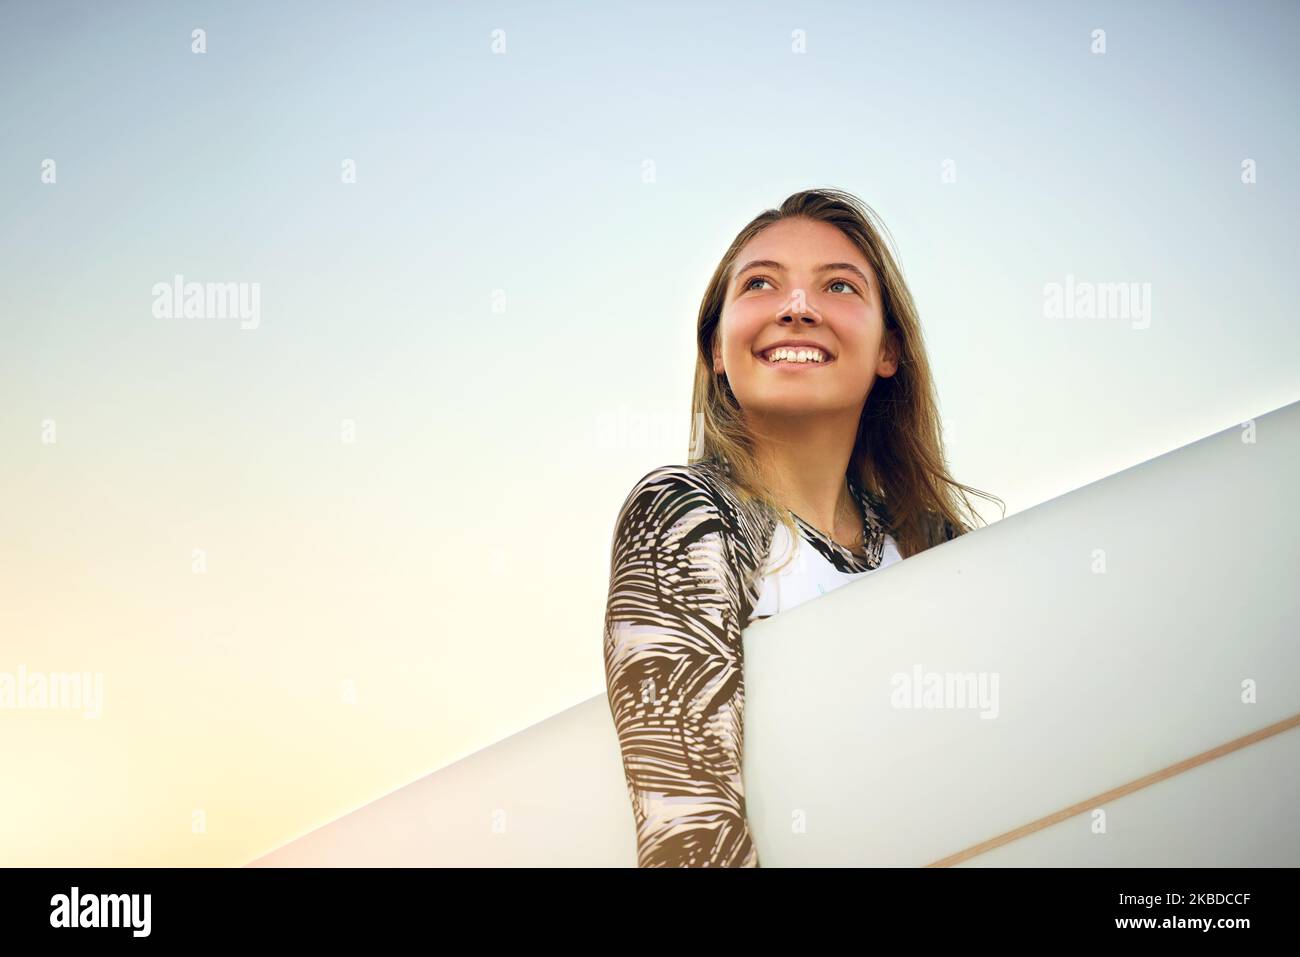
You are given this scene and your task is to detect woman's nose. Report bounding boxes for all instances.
[777,287,823,323]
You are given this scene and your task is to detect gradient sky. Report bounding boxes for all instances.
[2,0,1297,865]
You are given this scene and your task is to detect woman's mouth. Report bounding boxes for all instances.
[755,345,835,368]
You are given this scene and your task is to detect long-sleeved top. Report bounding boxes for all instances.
[601,456,902,867]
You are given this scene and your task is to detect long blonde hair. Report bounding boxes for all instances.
[689,187,1003,563]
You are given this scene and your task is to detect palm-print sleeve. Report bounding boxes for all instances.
[602,466,760,867]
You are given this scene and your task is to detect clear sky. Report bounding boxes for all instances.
[2,0,1297,865]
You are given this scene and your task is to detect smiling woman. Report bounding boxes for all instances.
[602,187,1003,867]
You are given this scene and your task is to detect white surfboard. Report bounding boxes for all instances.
[249,399,1300,867]
[743,398,1300,866]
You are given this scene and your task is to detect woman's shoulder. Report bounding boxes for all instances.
[610,460,768,570]
[617,460,737,519]
[609,461,776,625]
[607,462,744,593]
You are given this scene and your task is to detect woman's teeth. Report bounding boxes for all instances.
[763,347,828,364]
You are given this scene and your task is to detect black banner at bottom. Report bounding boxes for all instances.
[0,865,1290,944]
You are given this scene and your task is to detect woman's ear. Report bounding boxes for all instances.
[877,329,900,377]
[711,333,725,375]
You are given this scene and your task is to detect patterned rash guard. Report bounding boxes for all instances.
[601,457,902,867]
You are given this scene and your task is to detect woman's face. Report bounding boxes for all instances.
[713,217,896,417]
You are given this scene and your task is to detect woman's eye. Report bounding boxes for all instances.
[744,276,857,294]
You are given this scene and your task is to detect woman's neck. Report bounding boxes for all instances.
[748,408,861,542]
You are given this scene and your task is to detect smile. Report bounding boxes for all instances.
[756,345,834,368]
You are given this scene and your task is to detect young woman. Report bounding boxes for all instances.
[602,188,1002,868]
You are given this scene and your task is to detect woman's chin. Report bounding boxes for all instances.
[736,393,846,417]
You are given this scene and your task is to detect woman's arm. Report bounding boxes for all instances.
[602,466,760,867]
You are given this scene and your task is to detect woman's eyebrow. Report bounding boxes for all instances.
[733,259,871,288]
